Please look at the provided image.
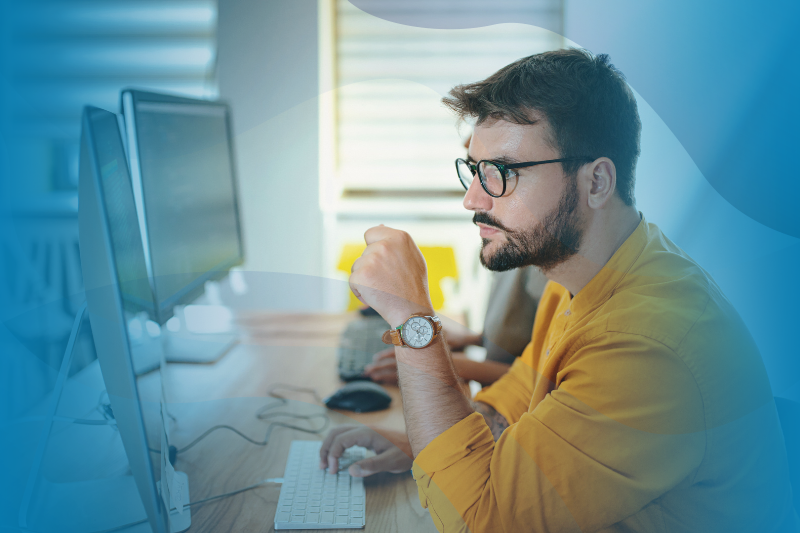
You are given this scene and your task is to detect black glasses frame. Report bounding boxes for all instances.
[455,157,595,197]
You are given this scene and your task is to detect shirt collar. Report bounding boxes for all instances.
[569,213,649,317]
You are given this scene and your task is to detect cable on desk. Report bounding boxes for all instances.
[173,383,330,457]
[256,383,325,417]
[176,414,330,455]
[186,477,283,508]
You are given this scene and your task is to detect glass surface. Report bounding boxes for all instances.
[401,317,433,348]
[456,158,506,197]
[456,158,474,190]
[478,161,505,196]
[134,101,241,312]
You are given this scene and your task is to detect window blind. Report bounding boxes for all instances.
[332,0,564,193]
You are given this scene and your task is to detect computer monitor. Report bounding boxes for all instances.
[120,89,244,325]
[78,105,190,533]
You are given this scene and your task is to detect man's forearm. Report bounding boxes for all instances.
[395,337,475,457]
[452,357,511,387]
[472,401,509,441]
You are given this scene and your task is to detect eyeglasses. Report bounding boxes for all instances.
[455,157,595,198]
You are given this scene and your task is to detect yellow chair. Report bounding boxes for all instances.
[336,244,458,311]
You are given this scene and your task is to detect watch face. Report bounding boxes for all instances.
[401,317,434,348]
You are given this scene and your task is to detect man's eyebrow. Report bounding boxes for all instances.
[492,155,522,165]
[467,154,522,165]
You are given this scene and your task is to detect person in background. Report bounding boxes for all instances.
[363,265,547,386]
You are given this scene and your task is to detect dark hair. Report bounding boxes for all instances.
[443,49,641,206]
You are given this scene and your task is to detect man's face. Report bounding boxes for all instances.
[464,118,585,272]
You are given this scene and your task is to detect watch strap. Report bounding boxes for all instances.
[381,328,403,346]
[382,313,441,348]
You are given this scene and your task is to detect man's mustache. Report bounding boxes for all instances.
[473,212,511,233]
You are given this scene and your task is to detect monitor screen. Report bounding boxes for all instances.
[123,90,244,323]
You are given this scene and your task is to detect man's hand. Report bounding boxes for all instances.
[349,226,434,328]
[363,348,399,383]
[443,323,483,352]
[319,425,413,477]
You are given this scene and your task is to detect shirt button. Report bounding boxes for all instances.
[546,349,550,356]
[564,309,571,316]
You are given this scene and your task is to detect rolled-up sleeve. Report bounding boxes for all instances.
[411,333,707,533]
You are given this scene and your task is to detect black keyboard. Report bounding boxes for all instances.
[337,316,390,381]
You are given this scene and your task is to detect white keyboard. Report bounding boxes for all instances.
[275,440,366,530]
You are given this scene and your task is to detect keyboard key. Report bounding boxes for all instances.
[306,513,319,524]
[276,511,290,522]
[335,516,348,524]
[320,512,334,524]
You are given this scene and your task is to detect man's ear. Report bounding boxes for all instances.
[584,158,617,210]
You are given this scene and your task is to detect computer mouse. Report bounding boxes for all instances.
[324,381,392,413]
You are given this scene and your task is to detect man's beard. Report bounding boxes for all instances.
[476,177,584,272]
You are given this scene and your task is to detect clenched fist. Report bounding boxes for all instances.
[349,226,434,327]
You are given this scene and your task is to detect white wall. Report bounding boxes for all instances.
[217,0,323,283]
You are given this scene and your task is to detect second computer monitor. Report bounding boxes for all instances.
[122,89,244,324]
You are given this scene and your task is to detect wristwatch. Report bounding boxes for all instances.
[382,313,442,349]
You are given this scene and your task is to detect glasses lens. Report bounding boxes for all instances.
[479,161,504,196]
[456,159,474,191]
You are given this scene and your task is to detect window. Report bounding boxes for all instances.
[320,0,564,200]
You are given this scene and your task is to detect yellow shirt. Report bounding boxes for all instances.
[412,217,797,533]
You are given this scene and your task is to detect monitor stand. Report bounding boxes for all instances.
[18,303,191,533]
[128,308,238,375]
[162,305,238,365]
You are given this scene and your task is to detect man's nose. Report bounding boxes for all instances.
[463,173,493,212]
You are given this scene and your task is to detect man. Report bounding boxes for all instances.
[321,49,797,532]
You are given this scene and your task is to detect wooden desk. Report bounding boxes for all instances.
[140,311,436,533]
